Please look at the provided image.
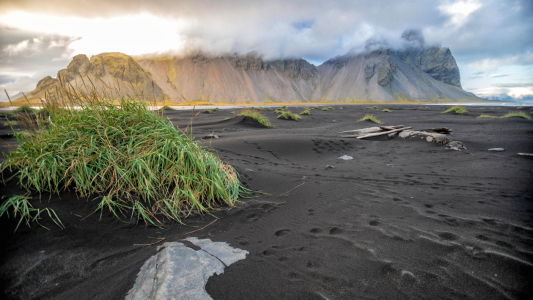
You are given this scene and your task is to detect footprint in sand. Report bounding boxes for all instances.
[329,227,343,234]
[369,220,380,226]
[275,229,291,236]
[438,232,459,241]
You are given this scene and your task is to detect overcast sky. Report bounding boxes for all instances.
[1,0,532,101]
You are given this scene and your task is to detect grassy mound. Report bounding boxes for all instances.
[278,111,302,120]
[2,97,246,227]
[500,111,531,120]
[14,105,35,114]
[442,105,468,114]
[477,114,498,119]
[357,114,383,124]
[237,108,273,127]
[300,109,310,115]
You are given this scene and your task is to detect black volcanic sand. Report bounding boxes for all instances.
[1,105,533,299]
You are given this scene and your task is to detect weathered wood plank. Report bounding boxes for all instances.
[356,127,412,139]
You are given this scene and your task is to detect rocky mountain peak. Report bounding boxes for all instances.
[230,53,318,79]
[397,46,461,87]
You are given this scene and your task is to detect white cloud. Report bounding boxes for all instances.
[438,0,482,28]
[473,85,533,99]
[467,52,533,73]
[4,39,30,55]
[1,11,191,57]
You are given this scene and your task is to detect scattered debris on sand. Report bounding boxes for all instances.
[340,125,466,150]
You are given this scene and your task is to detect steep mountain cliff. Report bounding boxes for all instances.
[16,47,479,104]
[316,47,477,102]
[15,53,166,103]
[136,52,319,103]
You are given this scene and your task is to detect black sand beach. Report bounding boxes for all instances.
[1,105,533,299]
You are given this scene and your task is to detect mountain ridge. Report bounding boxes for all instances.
[13,46,480,104]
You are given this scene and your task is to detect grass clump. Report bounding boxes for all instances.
[160,106,175,111]
[204,109,213,114]
[477,114,498,119]
[213,107,219,111]
[281,105,288,109]
[442,105,468,114]
[4,120,18,126]
[500,111,531,120]
[257,107,264,110]
[357,114,383,124]
[383,109,391,112]
[278,111,302,121]
[2,95,247,227]
[14,105,35,114]
[237,108,273,127]
[300,109,310,115]
[0,195,64,232]
[322,106,334,111]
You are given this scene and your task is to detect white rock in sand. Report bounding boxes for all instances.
[126,238,248,300]
[338,155,353,160]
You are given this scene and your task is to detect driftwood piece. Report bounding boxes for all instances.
[339,125,404,134]
[419,127,453,134]
[357,127,412,139]
[380,125,404,131]
[518,153,533,156]
[399,130,451,144]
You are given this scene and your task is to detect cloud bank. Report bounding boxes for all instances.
[0,0,532,101]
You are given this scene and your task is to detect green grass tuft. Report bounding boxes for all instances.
[357,114,383,124]
[322,106,334,111]
[300,109,310,115]
[477,114,498,119]
[277,111,302,120]
[160,106,175,111]
[442,105,468,114]
[500,111,531,120]
[4,120,18,126]
[257,107,264,110]
[14,105,35,114]
[0,195,64,232]
[213,107,219,111]
[383,109,391,112]
[2,95,247,227]
[204,109,213,114]
[237,108,273,127]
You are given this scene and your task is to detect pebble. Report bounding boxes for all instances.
[338,155,353,160]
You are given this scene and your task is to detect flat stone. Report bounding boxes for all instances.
[203,134,219,139]
[445,141,467,151]
[338,155,353,160]
[488,148,504,152]
[126,239,248,300]
[399,130,412,138]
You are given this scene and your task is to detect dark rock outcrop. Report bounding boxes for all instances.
[364,64,374,81]
[398,46,461,87]
[377,56,396,88]
[230,53,318,79]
